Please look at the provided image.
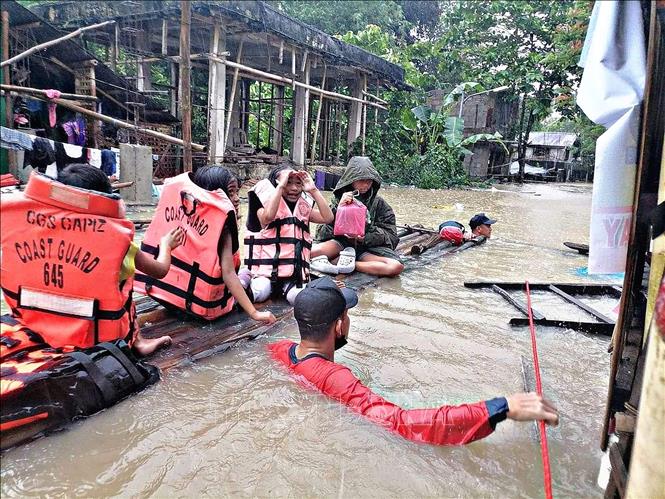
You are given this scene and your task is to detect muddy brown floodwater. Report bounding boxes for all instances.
[1,183,619,498]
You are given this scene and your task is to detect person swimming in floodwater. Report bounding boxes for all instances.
[311,156,404,277]
[134,165,276,326]
[240,165,334,305]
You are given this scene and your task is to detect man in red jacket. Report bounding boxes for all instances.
[270,276,559,446]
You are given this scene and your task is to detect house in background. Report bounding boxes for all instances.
[523,131,585,181]
[427,88,518,178]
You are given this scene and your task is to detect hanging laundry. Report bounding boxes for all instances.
[54,142,85,171]
[24,137,55,173]
[61,117,87,146]
[44,89,62,128]
[88,148,102,168]
[101,149,117,177]
[1,126,34,151]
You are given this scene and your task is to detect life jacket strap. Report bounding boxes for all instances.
[134,274,232,310]
[140,243,225,285]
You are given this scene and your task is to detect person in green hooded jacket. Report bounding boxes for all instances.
[311,156,404,277]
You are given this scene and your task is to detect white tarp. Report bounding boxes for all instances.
[576,1,646,274]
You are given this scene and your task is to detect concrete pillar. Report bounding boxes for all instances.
[292,59,310,166]
[207,22,226,163]
[169,62,178,118]
[119,144,153,204]
[136,31,152,92]
[346,72,366,148]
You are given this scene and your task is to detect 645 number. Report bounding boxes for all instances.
[43,263,64,288]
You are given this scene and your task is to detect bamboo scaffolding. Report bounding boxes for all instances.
[1,84,97,102]
[1,20,115,68]
[29,94,205,150]
[205,54,387,111]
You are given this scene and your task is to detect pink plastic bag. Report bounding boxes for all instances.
[334,199,367,238]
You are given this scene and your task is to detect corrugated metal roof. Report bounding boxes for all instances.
[528,132,578,148]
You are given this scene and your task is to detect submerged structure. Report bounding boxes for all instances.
[5,0,406,179]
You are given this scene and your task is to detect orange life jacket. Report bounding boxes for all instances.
[0,315,158,451]
[1,172,136,349]
[243,179,313,286]
[133,173,237,320]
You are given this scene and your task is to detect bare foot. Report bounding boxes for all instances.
[133,334,172,357]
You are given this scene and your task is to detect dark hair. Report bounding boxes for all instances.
[297,319,338,342]
[192,165,236,195]
[267,165,290,187]
[58,164,112,194]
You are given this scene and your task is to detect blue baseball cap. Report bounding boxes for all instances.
[294,276,358,331]
[469,213,497,230]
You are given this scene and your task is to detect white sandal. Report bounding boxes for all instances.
[336,247,356,274]
[310,255,339,275]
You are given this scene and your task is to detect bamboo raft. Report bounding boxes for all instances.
[139,226,486,371]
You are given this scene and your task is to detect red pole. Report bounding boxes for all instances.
[525,281,554,499]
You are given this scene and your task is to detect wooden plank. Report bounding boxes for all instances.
[491,284,546,320]
[563,241,589,254]
[509,318,614,336]
[608,441,628,497]
[548,285,614,323]
[179,0,192,172]
[465,281,622,296]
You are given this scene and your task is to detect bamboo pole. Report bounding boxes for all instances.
[362,89,388,105]
[29,94,205,150]
[310,63,327,165]
[1,20,115,68]
[222,38,244,156]
[179,0,192,172]
[206,55,387,111]
[1,84,97,102]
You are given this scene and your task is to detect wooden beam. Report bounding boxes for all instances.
[548,285,614,323]
[509,318,614,336]
[491,284,546,320]
[273,84,284,154]
[28,93,205,150]
[1,20,115,68]
[179,0,192,172]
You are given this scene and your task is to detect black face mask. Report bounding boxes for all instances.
[334,336,348,350]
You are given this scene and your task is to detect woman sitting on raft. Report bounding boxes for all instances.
[134,165,276,325]
[1,164,181,357]
[311,156,404,277]
[241,165,334,304]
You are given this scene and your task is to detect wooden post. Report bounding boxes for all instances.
[222,38,244,154]
[110,22,118,71]
[207,21,226,163]
[273,85,284,155]
[361,90,367,155]
[292,58,310,166]
[74,60,99,148]
[346,72,366,149]
[310,63,327,164]
[2,10,12,131]
[256,81,262,149]
[179,0,192,172]
[169,61,178,117]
